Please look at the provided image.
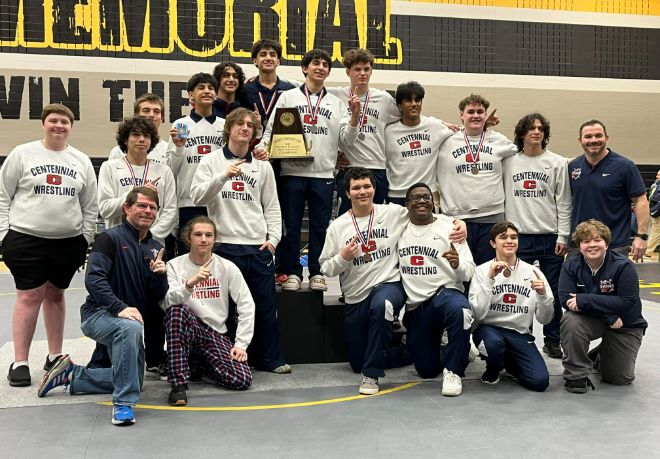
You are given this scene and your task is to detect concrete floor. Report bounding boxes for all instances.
[1,263,659,458]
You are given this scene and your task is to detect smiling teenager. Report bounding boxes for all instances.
[469,222,554,391]
[1,104,98,387]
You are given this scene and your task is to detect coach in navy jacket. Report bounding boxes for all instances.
[559,219,646,393]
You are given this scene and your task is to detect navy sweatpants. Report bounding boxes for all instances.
[473,324,549,392]
[343,282,410,379]
[280,176,334,279]
[517,233,563,344]
[216,245,285,371]
[465,221,497,266]
[403,287,471,378]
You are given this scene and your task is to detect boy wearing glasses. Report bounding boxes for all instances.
[398,183,475,396]
[37,187,168,427]
[320,169,466,395]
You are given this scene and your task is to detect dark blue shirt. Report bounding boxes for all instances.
[80,221,168,322]
[241,77,297,128]
[212,98,243,119]
[568,150,646,248]
[559,250,647,329]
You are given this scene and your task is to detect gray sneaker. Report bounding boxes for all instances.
[359,375,379,395]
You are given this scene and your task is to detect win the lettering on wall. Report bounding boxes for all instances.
[0,0,401,63]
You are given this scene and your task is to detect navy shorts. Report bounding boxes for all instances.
[2,229,88,290]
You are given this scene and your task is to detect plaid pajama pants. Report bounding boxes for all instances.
[165,304,252,390]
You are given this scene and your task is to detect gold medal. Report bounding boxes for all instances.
[364,252,372,262]
[471,164,479,175]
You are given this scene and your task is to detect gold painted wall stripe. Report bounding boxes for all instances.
[402,0,660,15]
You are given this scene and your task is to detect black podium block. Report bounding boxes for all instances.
[322,302,346,362]
[276,290,325,364]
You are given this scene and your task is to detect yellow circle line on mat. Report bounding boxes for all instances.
[98,381,420,411]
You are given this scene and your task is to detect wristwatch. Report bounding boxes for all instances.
[635,233,648,241]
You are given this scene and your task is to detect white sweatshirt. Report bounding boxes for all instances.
[503,149,573,245]
[329,87,400,170]
[191,148,282,247]
[97,158,177,244]
[167,115,225,207]
[435,129,517,219]
[0,140,97,243]
[398,214,475,307]
[320,204,408,303]
[385,116,454,198]
[109,139,169,165]
[162,254,255,350]
[258,86,357,179]
[469,259,554,335]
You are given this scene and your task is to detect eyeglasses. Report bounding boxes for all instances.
[133,202,159,212]
[408,194,433,203]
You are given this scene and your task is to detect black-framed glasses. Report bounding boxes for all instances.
[408,194,433,203]
[133,201,159,212]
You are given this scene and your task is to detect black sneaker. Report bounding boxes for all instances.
[7,363,31,387]
[168,384,188,406]
[481,368,500,385]
[44,355,63,372]
[564,377,595,394]
[157,362,169,381]
[542,342,563,359]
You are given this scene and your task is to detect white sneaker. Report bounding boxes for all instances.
[442,369,462,396]
[359,375,379,395]
[468,341,480,362]
[309,275,328,291]
[281,275,302,291]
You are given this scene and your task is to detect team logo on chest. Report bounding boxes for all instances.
[571,168,582,180]
[600,278,614,294]
[46,174,62,185]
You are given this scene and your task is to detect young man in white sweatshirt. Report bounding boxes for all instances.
[108,93,169,165]
[329,48,401,214]
[191,108,289,374]
[162,216,254,405]
[385,82,454,206]
[435,94,518,266]
[503,113,572,359]
[399,183,475,396]
[168,73,226,254]
[256,49,360,292]
[320,168,466,395]
[95,116,177,372]
[469,222,554,391]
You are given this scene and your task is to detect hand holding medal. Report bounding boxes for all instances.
[488,260,510,280]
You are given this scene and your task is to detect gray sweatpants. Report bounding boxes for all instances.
[561,311,644,385]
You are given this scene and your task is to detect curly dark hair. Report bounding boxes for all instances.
[116,116,159,154]
[514,113,551,151]
[212,62,245,94]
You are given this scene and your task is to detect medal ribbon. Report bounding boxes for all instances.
[257,90,278,118]
[304,86,326,123]
[461,129,486,166]
[349,88,370,127]
[350,209,374,254]
[124,157,150,188]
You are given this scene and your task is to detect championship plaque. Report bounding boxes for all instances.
[267,108,313,160]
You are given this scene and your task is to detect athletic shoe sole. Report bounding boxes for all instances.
[37,355,71,397]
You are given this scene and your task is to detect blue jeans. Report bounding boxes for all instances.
[70,310,145,406]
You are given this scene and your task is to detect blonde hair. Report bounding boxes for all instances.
[572,219,611,246]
